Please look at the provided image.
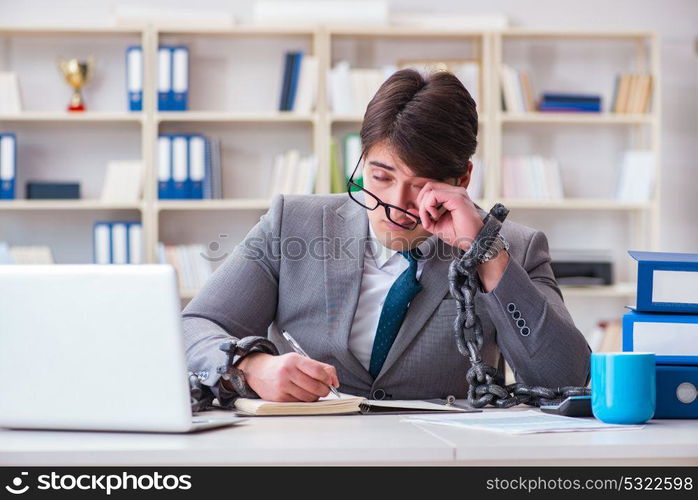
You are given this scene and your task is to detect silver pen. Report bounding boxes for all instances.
[282,330,341,399]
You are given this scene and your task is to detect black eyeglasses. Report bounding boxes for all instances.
[346,151,421,231]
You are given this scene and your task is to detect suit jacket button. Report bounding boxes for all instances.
[507,303,516,313]
[512,310,521,320]
[520,326,531,336]
[372,389,386,400]
[516,318,526,329]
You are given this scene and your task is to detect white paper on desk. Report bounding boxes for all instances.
[404,410,644,434]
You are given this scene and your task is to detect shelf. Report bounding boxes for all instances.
[328,26,488,38]
[157,25,316,37]
[0,25,660,296]
[0,112,143,123]
[331,114,488,124]
[500,199,651,210]
[500,112,653,125]
[0,25,144,36]
[155,199,272,211]
[156,112,316,123]
[0,200,144,211]
[501,29,655,40]
[560,282,636,298]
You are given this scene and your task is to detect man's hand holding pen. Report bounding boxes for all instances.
[237,351,339,402]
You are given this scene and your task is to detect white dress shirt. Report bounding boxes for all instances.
[348,224,427,371]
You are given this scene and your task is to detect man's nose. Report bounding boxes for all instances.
[387,186,417,212]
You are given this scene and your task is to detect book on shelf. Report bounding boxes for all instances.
[329,137,345,194]
[164,46,188,111]
[157,243,213,294]
[343,133,362,181]
[0,133,16,200]
[500,156,564,199]
[294,53,318,114]
[234,392,477,416]
[397,59,480,108]
[128,45,188,112]
[499,64,535,113]
[269,150,318,197]
[158,134,222,200]
[26,182,80,200]
[278,52,318,113]
[93,221,143,265]
[0,245,54,264]
[538,93,602,113]
[0,72,22,114]
[100,161,143,203]
[329,61,391,115]
[126,47,143,112]
[612,74,652,114]
[615,150,654,203]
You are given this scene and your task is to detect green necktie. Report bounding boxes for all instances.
[369,248,423,379]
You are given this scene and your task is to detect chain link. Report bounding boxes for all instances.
[449,203,590,408]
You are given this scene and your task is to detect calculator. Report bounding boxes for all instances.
[539,395,593,417]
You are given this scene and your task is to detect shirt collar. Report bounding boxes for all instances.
[367,222,431,269]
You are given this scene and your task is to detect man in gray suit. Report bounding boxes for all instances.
[183,69,591,403]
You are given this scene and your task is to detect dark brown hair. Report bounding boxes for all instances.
[360,68,478,180]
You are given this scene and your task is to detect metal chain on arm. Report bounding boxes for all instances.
[448,203,590,408]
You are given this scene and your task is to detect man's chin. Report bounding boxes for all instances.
[371,220,426,251]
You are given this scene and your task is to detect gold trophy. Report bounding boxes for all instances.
[57,57,94,112]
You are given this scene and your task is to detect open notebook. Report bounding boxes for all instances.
[233,393,481,416]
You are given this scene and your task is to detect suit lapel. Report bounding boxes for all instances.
[323,195,373,385]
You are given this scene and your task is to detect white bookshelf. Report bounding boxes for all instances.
[154,199,272,211]
[0,112,143,122]
[0,200,144,211]
[500,112,654,125]
[0,25,659,315]
[156,111,317,123]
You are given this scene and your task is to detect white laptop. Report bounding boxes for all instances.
[0,264,245,433]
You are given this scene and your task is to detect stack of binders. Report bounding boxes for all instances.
[0,133,16,200]
[623,250,698,418]
[93,221,143,264]
[126,45,189,111]
[157,134,221,200]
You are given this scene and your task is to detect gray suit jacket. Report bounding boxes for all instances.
[182,193,591,400]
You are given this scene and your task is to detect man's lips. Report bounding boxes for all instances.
[383,219,409,230]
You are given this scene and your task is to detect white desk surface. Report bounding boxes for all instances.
[1,407,697,466]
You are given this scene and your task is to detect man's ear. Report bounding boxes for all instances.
[456,161,473,189]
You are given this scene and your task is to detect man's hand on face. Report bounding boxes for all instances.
[415,180,484,251]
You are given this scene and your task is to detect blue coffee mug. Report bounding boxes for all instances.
[591,352,656,424]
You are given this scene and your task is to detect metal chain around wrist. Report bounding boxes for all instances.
[448,203,590,408]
